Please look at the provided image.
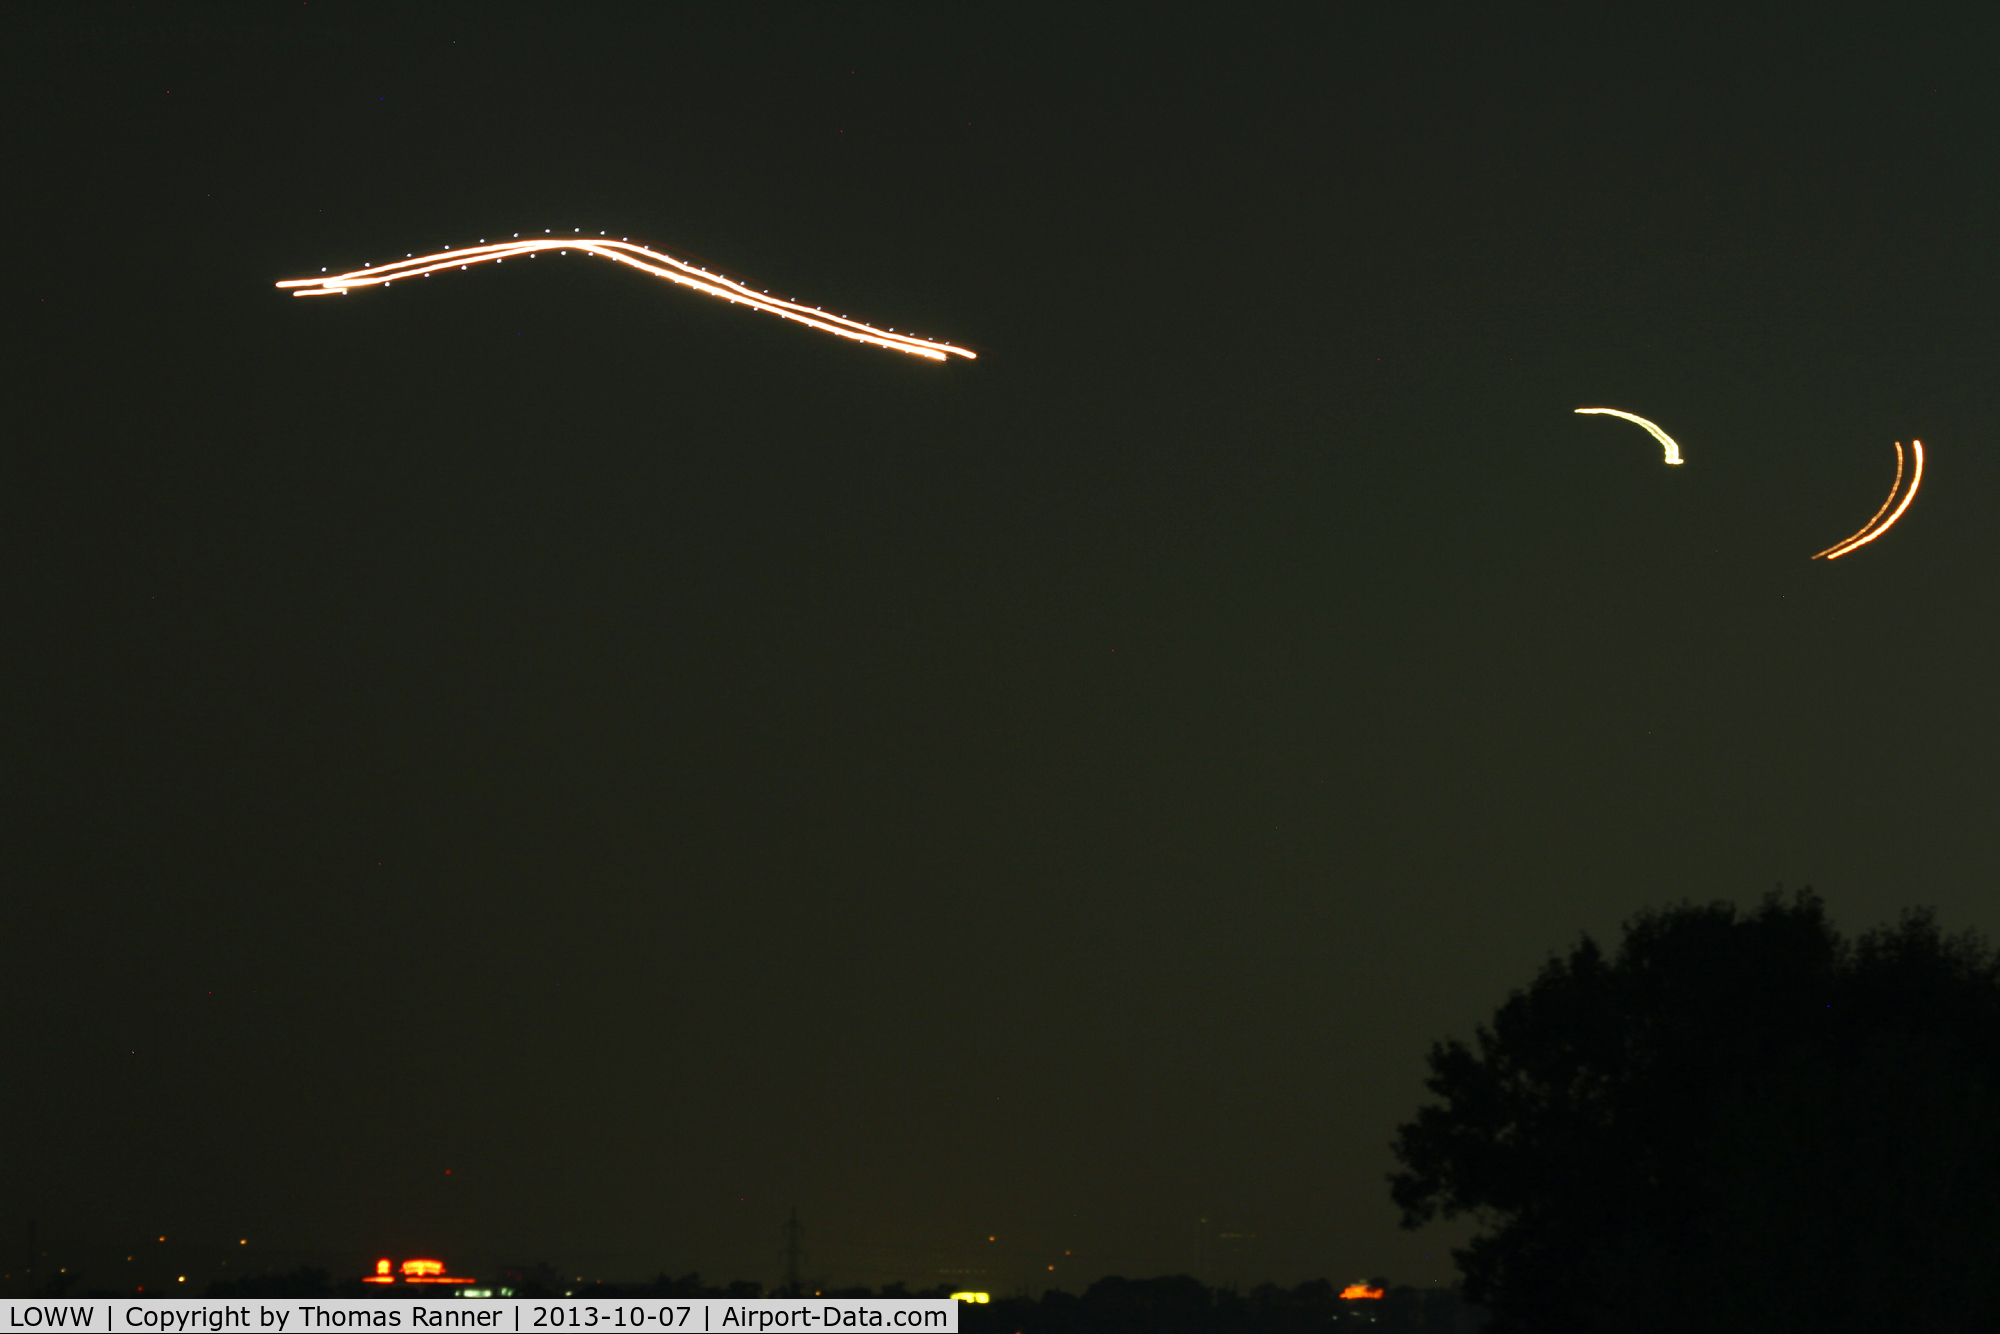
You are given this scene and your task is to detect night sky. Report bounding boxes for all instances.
[11,0,2000,1297]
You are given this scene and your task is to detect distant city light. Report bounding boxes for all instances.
[949,1293,990,1304]
[358,1257,477,1285]
[1340,1284,1384,1301]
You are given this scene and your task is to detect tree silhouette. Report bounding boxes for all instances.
[1390,890,2000,1334]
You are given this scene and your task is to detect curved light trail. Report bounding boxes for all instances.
[277,232,975,363]
[1814,440,1903,559]
[1815,440,1923,560]
[1573,408,1684,465]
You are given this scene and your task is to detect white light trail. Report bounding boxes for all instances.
[277,237,975,362]
[1815,440,1923,560]
[1573,408,1684,465]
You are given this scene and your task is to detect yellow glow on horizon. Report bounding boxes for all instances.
[949,1293,990,1304]
[277,236,974,362]
[1816,440,1922,560]
[1574,408,1684,465]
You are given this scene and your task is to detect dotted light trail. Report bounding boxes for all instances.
[1815,440,1923,560]
[277,233,975,363]
[1574,407,1684,465]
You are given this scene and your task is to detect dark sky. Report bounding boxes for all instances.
[10,0,2000,1297]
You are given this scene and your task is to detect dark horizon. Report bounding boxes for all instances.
[11,0,2000,1302]
[12,1225,1453,1307]
[7,1216,1448,1300]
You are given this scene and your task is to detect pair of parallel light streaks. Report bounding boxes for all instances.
[1576,408,1924,560]
[276,230,975,363]
[1813,439,1923,560]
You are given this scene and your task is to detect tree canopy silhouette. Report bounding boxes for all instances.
[1390,890,2000,1334]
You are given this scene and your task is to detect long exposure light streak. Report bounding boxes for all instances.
[1815,440,1923,560]
[1814,441,1903,559]
[1574,408,1684,465]
[277,234,975,362]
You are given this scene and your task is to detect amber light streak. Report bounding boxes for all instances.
[1574,408,1684,465]
[1815,440,1923,560]
[1816,441,1904,558]
[276,234,975,363]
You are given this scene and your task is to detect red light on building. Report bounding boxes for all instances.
[1340,1284,1385,1301]
[402,1260,446,1277]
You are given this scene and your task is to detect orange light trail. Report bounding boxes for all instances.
[277,234,975,363]
[1815,441,1902,558]
[1815,440,1923,560]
